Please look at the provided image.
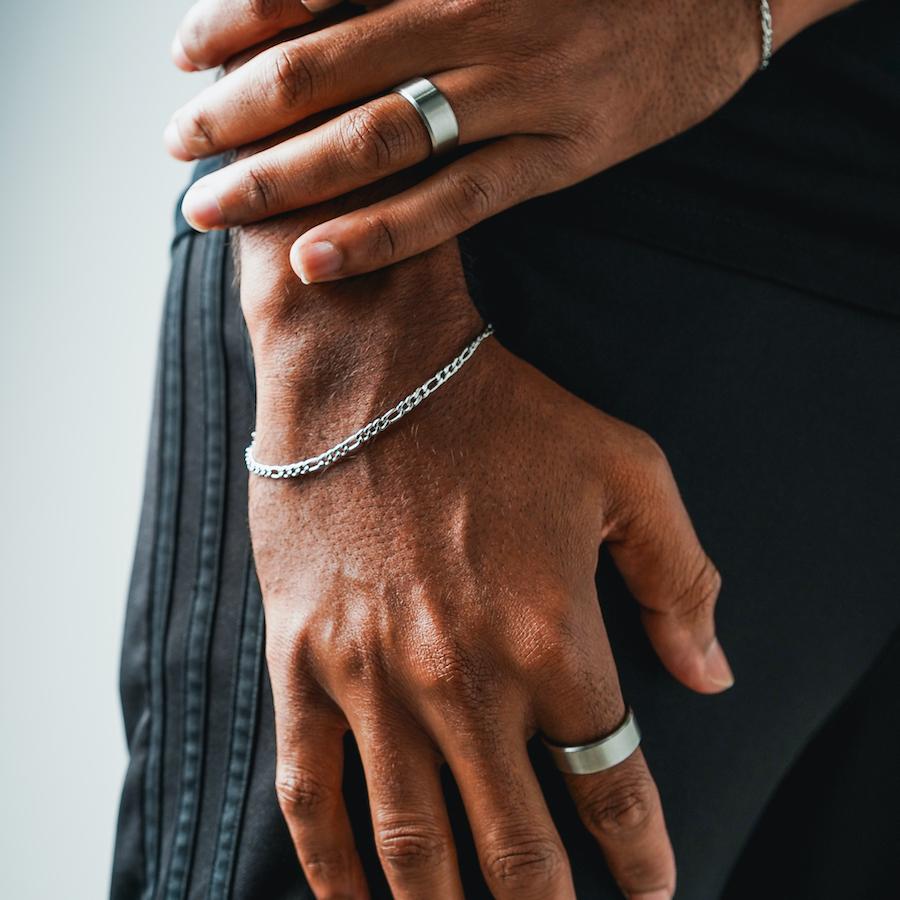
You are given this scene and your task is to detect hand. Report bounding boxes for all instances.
[239,200,733,899]
[167,0,855,283]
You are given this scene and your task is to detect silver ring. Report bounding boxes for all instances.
[391,77,459,156]
[542,707,641,775]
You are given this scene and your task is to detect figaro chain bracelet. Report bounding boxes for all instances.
[245,324,494,480]
[759,0,773,70]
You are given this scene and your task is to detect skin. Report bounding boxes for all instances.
[227,96,732,894]
[240,190,732,900]
[163,1,856,896]
[168,0,858,283]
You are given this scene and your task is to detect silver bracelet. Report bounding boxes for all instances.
[245,324,494,479]
[759,0,773,70]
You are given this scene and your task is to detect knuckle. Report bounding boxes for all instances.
[618,859,676,899]
[270,44,317,111]
[179,105,218,156]
[630,429,671,479]
[445,166,499,224]
[274,763,333,818]
[246,0,287,21]
[414,639,496,711]
[340,106,415,174]
[334,634,382,685]
[301,847,349,883]
[607,425,673,520]
[545,132,592,182]
[238,163,282,216]
[360,213,401,263]
[674,554,722,621]
[582,771,656,838]
[482,831,565,888]
[512,611,578,678]
[375,819,449,872]
[415,639,473,693]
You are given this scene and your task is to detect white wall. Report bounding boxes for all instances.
[0,3,211,896]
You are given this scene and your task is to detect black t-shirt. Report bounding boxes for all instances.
[529,0,900,317]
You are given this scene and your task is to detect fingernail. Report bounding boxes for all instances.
[630,891,671,900]
[704,637,735,689]
[293,240,343,284]
[300,0,344,12]
[182,182,224,232]
[163,118,191,160]
[170,34,197,71]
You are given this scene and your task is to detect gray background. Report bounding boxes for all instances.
[1,2,212,896]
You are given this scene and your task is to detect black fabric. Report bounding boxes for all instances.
[539,0,900,317]
[722,625,900,900]
[112,214,900,898]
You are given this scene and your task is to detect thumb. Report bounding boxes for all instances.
[604,439,734,695]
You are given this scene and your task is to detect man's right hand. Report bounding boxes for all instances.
[238,201,733,898]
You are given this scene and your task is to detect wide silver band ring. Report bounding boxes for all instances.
[391,77,460,156]
[542,707,642,775]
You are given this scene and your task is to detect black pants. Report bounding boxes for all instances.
[111,199,900,898]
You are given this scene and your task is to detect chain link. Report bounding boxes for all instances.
[245,324,494,479]
[759,0,773,70]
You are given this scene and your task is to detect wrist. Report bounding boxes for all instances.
[239,219,484,461]
[249,306,490,472]
[246,322,495,479]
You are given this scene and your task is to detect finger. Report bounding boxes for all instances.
[351,711,465,899]
[289,134,568,283]
[566,750,673,900]
[533,608,675,900]
[172,0,316,72]
[164,2,470,160]
[180,67,513,232]
[604,430,734,694]
[270,669,370,898]
[427,710,575,899]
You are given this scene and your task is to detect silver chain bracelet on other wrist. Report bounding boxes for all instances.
[245,324,494,480]
[759,0,773,70]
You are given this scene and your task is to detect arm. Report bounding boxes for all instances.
[238,164,732,899]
